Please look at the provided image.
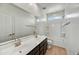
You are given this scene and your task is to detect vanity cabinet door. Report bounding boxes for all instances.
[39,38,48,55]
[33,45,39,55]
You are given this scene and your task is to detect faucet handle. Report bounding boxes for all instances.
[9,33,15,36]
[9,34,12,36]
[12,33,15,35]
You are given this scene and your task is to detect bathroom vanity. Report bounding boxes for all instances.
[27,38,47,55]
[0,35,47,55]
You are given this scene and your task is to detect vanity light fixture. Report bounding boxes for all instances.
[65,13,79,19]
[29,3,33,6]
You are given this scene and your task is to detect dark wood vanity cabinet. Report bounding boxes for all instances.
[39,38,48,55]
[27,38,48,55]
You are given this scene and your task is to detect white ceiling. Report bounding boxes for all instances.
[37,3,79,14]
[13,3,42,16]
[37,3,63,9]
[13,3,79,23]
[37,3,79,9]
[37,3,64,14]
[13,3,79,16]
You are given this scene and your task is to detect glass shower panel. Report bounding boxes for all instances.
[47,11,64,38]
[0,15,12,43]
[47,10,65,47]
[36,16,47,36]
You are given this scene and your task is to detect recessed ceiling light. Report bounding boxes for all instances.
[42,7,46,10]
[65,13,79,18]
[29,3,33,6]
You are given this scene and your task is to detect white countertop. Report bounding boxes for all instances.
[0,35,47,55]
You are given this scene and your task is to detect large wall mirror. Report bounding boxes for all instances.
[0,4,35,44]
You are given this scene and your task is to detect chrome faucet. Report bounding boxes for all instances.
[14,38,21,47]
[9,33,21,47]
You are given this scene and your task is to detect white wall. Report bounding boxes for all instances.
[64,7,79,54]
[64,18,79,55]
[0,4,35,43]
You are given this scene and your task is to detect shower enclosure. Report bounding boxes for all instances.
[47,10,66,48]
